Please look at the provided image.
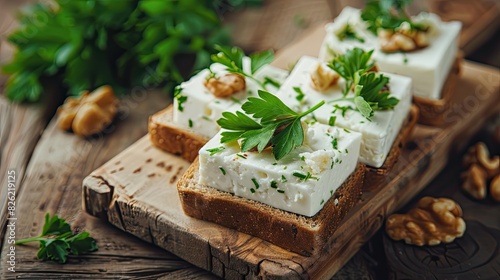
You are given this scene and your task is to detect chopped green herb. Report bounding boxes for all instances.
[206,146,225,156]
[277,189,285,194]
[403,53,409,64]
[219,167,226,175]
[250,188,255,193]
[236,153,247,159]
[293,172,319,181]
[336,23,365,43]
[330,159,335,169]
[281,175,287,182]
[345,148,348,154]
[174,86,188,112]
[330,190,334,196]
[332,138,338,149]
[231,97,241,104]
[188,119,193,128]
[252,178,260,189]
[329,116,336,126]
[272,162,278,165]
[332,104,354,117]
[270,180,278,188]
[301,156,305,161]
[293,86,306,102]
[320,199,325,205]
[202,116,211,121]
[343,128,350,133]
[263,76,281,88]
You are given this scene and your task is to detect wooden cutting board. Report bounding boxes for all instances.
[82,26,500,279]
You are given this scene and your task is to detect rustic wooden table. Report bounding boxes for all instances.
[1,0,499,279]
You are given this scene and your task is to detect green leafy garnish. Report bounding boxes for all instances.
[211,45,274,90]
[217,90,324,160]
[206,146,225,156]
[336,23,365,43]
[328,48,375,96]
[174,86,187,112]
[292,172,319,181]
[327,48,399,120]
[293,86,306,102]
[16,213,97,263]
[361,0,428,35]
[263,76,281,88]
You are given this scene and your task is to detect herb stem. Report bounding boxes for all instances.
[300,100,325,117]
[243,72,268,90]
[328,97,355,104]
[16,236,44,244]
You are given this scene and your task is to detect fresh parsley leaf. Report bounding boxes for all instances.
[250,50,274,74]
[42,213,71,236]
[217,90,324,160]
[211,45,275,90]
[328,48,375,96]
[174,86,187,112]
[16,213,98,264]
[212,45,245,72]
[361,0,427,35]
[327,49,399,120]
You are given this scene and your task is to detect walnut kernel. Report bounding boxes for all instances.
[386,197,466,246]
[310,63,339,92]
[57,85,117,136]
[204,73,246,98]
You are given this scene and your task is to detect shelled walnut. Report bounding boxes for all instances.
[378,22,429,53]
[386,197,466,246]
[461,142,500,202]
[204,73,245,97]
[310,63,339,92]
[57,85,118,137]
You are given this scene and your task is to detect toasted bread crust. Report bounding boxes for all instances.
[177,158,365,256]
[148,106,208,162]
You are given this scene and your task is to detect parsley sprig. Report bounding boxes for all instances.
[327,48,399,120]
[16,213,98,264]
[211,45,274,90]
[217,90,324,160]
[361,0,428,35]
[328,48,375,96]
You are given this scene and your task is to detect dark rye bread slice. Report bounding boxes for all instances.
[177,157,365,256]
[148,105,208,162]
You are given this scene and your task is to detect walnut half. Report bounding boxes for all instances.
[57,85,118,137]
[310,63,339,92]
[386,197,466,246]
[461,142,500,201]
[204,73,246,98]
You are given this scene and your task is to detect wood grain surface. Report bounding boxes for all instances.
[82,36,500,279]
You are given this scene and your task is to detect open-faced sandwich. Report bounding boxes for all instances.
[149,46,288,161]
[177,89,365,256]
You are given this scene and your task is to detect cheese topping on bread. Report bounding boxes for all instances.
[319,7,461,99]
[276,56,412,168]
[199,122,361,217]
[172,59,288,139]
